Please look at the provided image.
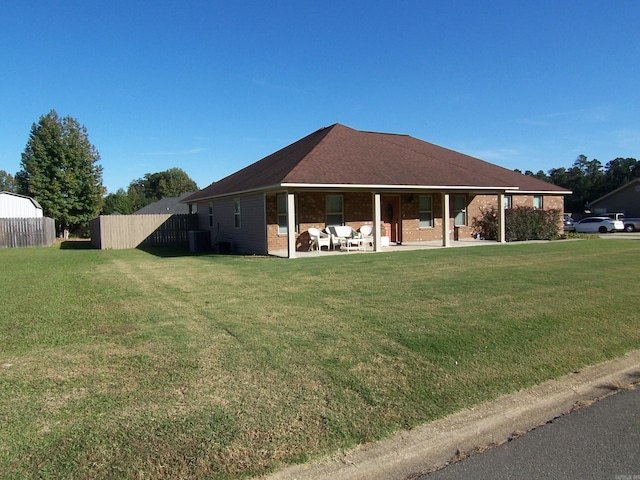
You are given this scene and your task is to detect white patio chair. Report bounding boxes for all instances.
[359,225,374,248]
[308,227,331,251]
[328,225,364,251]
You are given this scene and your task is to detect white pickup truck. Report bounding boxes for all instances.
[603,212,640,232]
[622,217,640,232]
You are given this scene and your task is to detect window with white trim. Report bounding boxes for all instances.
[277,194,299,234]
[277,194,287,234]
[419,195,433,228]
[276,194,287,233]
[234,198,241,228]
[533,195,543,209]
[504,195,512,209]
[453,195,467,226]
[326,194,343,226]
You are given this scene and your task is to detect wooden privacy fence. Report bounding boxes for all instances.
[0,217,56,248]
[89,214,199,249]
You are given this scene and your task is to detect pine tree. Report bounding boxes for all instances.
[17,110,104,236]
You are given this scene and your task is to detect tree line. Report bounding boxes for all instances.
[101,168,198,215]
[521,155,640,213]
[0,110,197,235]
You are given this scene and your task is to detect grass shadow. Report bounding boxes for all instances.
[137,243,242,258]
[136,246,224,258]
[136,246,193,258]
[59,239,97,250]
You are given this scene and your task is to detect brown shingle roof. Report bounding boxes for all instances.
[185,124,568,201]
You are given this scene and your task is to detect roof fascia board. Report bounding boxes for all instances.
[182,184,285,202]
[505,189,572,195]
[0,191,43,208]
[186,184,571,202]
[1,191,32,200]
[281,183,522,191]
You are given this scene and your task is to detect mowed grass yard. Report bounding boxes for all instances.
[1,239,640,479]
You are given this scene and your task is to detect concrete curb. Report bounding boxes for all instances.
[262,350,640,480]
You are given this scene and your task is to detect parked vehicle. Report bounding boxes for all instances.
[601,212,625,221]
[563,215,575,232]
[599,212,640,232]
[622,218,640,232]
[574,217,624,233]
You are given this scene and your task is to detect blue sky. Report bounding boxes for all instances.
[1,1,639,194]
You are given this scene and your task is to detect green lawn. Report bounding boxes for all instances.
[1,240,639,479]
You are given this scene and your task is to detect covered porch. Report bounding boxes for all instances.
[269,237,495,258]
[270,190,509,259]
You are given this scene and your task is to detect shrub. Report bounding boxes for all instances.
[471,205,499,240]
[472,206,561,242]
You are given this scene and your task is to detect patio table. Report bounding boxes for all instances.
[343,236,366,252]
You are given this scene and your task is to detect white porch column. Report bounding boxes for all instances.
[498,193,506,243]
[286,192,297,258]
[374,193,382,252]
[442,192,451,247]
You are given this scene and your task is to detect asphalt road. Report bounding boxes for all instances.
[420,385,640,480]
[266,352,640,480]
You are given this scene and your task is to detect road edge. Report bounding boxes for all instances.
[262,350,640,480]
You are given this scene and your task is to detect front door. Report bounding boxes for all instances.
[382,195,401,244]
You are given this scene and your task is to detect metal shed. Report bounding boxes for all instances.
[0,191,44,218]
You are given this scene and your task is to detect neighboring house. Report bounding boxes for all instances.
[0,191,44,218]
[184,124,570,258]
[133,192,195,215]
[588,178,640,217]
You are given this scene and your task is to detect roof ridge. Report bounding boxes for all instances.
[184,124,339,202]
[283,124,349,181]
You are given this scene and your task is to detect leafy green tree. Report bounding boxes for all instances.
[564,156,604,212]
[602,157,639,193]
[525,155,638,214]
[548,167,569,187]
[539,156,605,213]
[524,170,550,182]
[126,184,146,212]
[102,188,133,215]
[0,170,18,192]
[127,167,197,211]
[16,110,104,235]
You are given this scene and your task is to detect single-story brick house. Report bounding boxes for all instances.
[184,124,570,258]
